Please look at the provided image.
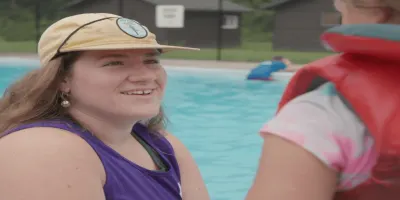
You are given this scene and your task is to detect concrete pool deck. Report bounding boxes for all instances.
[0,53,304,70]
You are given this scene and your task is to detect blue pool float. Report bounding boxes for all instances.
[247,60,287,81]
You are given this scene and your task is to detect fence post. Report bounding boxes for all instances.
[216,0,223,61]
[119,0,124,16]
[35,1,41,53]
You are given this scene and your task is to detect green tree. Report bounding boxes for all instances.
[231,0,275,42]
[0,0,70,41]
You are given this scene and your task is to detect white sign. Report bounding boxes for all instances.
[221,15,239,29]
[156,5,185,28]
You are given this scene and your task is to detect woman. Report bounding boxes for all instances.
[0,13,210,200]
[246,0,400,200]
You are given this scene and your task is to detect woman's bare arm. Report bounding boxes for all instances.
[0,127,106,200]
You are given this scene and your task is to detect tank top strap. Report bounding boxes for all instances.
[133,123,181,181]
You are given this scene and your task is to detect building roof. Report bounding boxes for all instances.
[260,0,297,9]
[65,0,252,12]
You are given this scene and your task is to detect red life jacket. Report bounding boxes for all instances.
[278,24,400,199]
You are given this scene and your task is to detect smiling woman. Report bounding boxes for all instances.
[0,13,209,200]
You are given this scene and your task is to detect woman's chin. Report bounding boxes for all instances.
[124,108,161,121]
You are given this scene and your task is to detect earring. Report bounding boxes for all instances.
[60,92,71,108]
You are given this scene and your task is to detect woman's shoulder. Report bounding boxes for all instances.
[0,127,106,199]
[0,126,104,177]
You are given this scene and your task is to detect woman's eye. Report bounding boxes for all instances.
[144,59,159,65]
[103,61,124,67]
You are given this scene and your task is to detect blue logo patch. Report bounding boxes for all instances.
[116,18,148,38]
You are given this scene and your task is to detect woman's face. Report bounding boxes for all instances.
[61,49,166,123]
[334,0,387,24]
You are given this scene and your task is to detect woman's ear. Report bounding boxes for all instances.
[59,76,71,94]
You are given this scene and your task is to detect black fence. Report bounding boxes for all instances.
[0,0,330,64]
[31,0,226,60]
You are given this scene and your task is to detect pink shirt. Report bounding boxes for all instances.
[260,83,378,190]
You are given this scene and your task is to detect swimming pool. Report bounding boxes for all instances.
[0,58,287,200]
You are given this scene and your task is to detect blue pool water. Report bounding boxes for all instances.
[0,59,287,200]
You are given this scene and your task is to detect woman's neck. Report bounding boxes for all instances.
[67,108,137,145]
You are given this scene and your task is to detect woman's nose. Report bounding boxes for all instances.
[127,63,157,83]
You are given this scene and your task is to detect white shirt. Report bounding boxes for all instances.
[260,83,377,190]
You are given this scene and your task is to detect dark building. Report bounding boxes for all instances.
[262,0,341,51]
[65,0,251,48]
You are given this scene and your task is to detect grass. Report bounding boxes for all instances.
[0,39,334,64]
[0,39,37,53]
[162,42,334,64]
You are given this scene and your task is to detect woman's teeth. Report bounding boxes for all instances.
[122,89,153,95]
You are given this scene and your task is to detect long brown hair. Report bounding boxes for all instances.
[0,52,167,135]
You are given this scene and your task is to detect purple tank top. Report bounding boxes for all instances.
[4,119,182,200]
